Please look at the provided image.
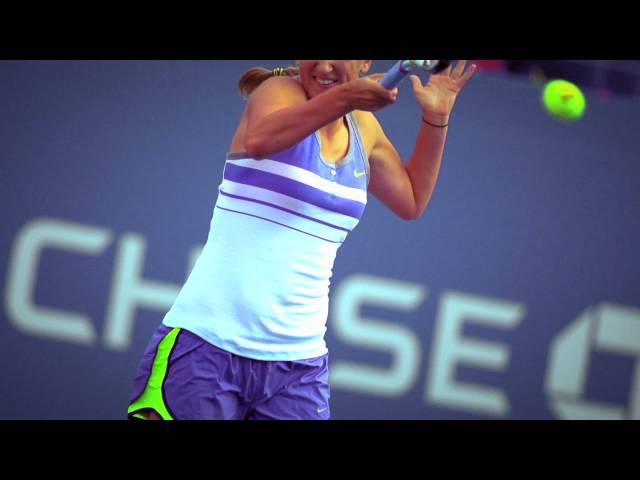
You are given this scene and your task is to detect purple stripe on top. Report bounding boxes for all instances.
[223,163,365,220]
[219,190,352,233]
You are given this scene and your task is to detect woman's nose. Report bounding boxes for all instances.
[316,61,335,73]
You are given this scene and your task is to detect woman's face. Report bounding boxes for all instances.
[296,60,372,98]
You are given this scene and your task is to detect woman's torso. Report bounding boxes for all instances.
[162,90,377,361]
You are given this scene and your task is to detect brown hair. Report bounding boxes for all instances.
[238,66,299,98]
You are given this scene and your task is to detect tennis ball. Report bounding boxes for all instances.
[542,79,586,122]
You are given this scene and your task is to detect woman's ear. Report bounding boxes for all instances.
[360,61,373,74]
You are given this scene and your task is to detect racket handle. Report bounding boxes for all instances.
[379,60,452,89]
[379,61,412,89]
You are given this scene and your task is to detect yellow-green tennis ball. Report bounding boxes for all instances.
[542,79,587,122]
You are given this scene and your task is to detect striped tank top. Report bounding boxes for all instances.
[162,112,369,360]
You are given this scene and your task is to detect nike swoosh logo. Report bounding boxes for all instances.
[354,170,367,178]
[317,407,329,413]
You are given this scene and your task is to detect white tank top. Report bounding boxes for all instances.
[162,113,370,360]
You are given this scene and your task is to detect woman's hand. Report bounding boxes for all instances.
[342,73,399,112]
[409,60,477,125]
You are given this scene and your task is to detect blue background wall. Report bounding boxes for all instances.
[1,60,638,419]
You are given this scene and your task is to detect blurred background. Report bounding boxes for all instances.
[481,60,640,97]
[1,60,639,419]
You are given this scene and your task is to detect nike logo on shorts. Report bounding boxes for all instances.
[354,170,367,178]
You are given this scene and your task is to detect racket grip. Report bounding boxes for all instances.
[379,61,412,89]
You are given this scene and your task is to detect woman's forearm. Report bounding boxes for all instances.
[245,85,353,159]
[406,114,450,218]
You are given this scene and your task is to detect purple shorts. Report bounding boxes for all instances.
[128,324,331,420]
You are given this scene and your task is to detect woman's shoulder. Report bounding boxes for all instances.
[353,110,382,132]
[250,75,307,99]
[353,110,386,136]
[352,110,384,156]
